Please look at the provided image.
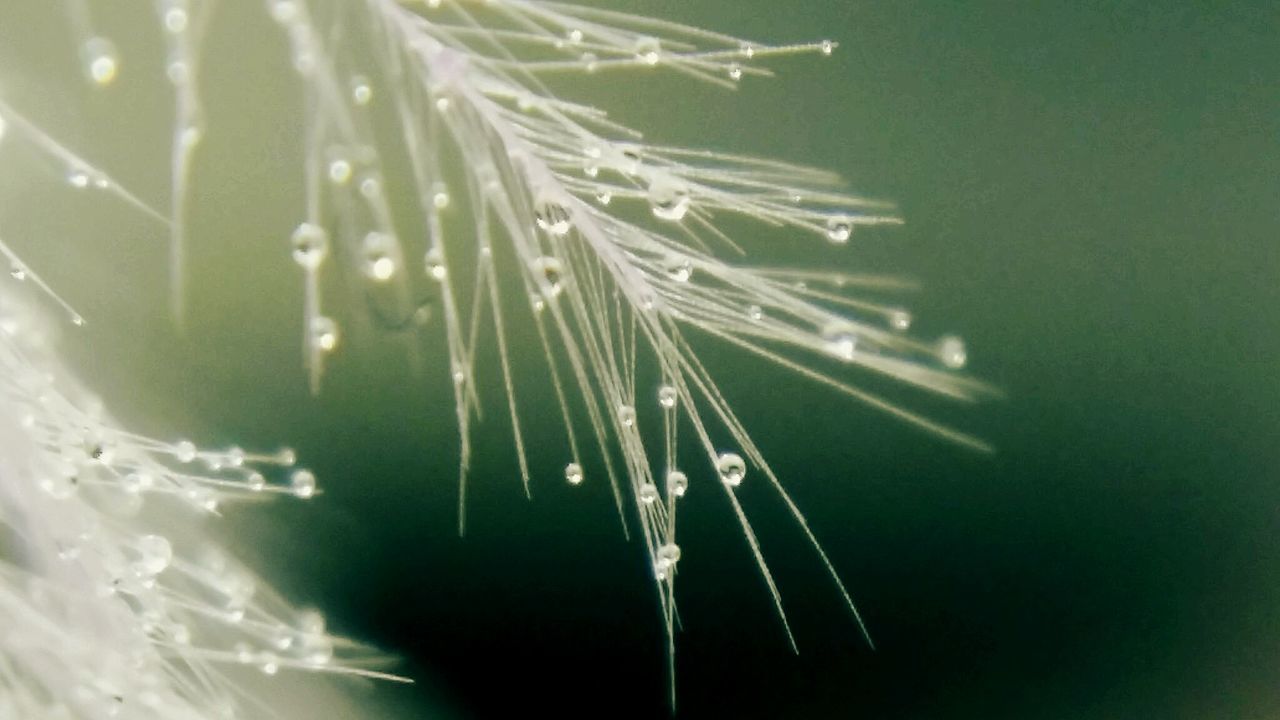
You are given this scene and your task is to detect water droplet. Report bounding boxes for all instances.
[938,335,967,369]
[728,62,742,81]
[425,247,447,281]
[638,482,658,504]
[534,194,572,236]
[10,262,25,281]
[82,37,119,86]
[135,535,172,576]
[246,472,266,492]
[531,256,565,298]
[567,29,584,44]
[431,181,450,209]
[290,469,317,498]
[303,636,333,666]
[68,170,91,188]
[309,316,339,353]
[825,214,853,244]
[291,223,329,270]
[657,385,677,410]
[565,462,584,485]
[269,0,298,23]
[350,75,373,105]
[888,309,912,332]
[361,231,398,282]
[167,60,189,85]
[164,7,188,33]
[822,320,859,360]
[747,304,763,321]
[618,404,636,427]
[174,440,197,463]
[716,452,746,487]
[663,255,692,282]
[613,143,644,175]
[595,190,612,205]
[258,652,279,675]
[581,52,598,72]
[666,471,688,498]
[635,36,661,65]
[820,39,835,56]
[657,543,681,567]
[647,174,691,221]
[327,159,352,184]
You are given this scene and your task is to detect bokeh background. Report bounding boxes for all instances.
[1,1,1278,718]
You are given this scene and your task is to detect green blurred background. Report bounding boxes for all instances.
[1,1,1278,718]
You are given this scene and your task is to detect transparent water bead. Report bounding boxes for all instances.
[290,469,317,498]
[647,174,691,221]
[825,214,854,244]
[291,222,329,269]
[361,231,398,282]
[888,309,912,332]
[657,385,677,410]
[716,452,746,487]
[359,175,382,199]
[531,256,565,298]
[663,256,692,282]
[163,7,188,33]
[269,0,298,23]
[657,543,681,568]
[431,181,450,209]
[655,543,681,579]
[134,535,172,576]
[728,62,743,81]
[328,158,352,185]
[174,439,197,463]
[82,37,119,86]
[638,482,658,504]
[634,36,661,65]
[666,471,688,498]
[822,321,858,360]
[167,59,190,85]
[617,404,636,427]
[938,335,968,369]
[565,462,584,486]
[425,247,447,281]
[350,75,373,105]
[309,316,339,353]
[534,194,572,236]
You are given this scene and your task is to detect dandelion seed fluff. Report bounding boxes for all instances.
[0,287,400,718]
[0,0,996,712]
